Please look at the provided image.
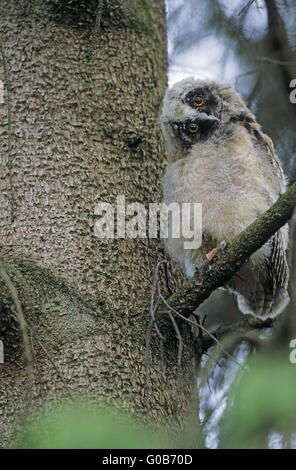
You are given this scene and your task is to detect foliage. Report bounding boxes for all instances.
[220,352,296,448]
[17,402,170,449]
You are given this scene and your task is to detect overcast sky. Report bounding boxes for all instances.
[166,0,268,87]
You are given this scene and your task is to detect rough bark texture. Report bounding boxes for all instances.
[0,0,199,448]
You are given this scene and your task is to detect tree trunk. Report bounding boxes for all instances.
[0,0,200,448]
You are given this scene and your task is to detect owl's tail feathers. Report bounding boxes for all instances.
[234,284,289,319]
[228,232,289,319]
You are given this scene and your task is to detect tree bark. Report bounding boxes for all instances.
[0,0,199,448]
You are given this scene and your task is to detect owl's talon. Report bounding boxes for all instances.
[205,247,220,262]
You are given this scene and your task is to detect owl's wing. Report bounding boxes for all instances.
[250,125,285,187]
[236,112,286,190]
[228,229,289,318]
[227,115,289,317]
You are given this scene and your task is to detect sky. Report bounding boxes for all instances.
[165,0,296,181]
[166,0,268,87]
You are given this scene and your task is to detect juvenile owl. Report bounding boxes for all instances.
[160,77,289,319]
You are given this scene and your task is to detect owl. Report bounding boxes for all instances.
[160,77,289,319]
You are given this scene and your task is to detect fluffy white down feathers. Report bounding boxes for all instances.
[160,77,289,319]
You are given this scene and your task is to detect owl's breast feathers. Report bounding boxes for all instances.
[163,123,284,245]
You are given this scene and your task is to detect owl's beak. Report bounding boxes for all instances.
[197,112,220,123]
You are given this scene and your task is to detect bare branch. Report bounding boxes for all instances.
[238,0,263,16]
[200,317,275,352]
[257,56,296,66]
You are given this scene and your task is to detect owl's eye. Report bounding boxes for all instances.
[188,122,199,133]
[193,95,204,107]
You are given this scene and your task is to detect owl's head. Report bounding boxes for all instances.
[160,77,255,159]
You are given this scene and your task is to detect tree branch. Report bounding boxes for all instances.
[165,181,296,319]
[264,0,296,104]
[200,316,275,352]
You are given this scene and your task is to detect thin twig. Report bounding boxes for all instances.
[238,0,262,16]
[200,316,275,351]
[145,258,245,412]
[146,260,170,412]
[36,338,74,401]
[163,261,173,296]
[257,56,296,66]
[88,0,104,59]
[159,293,242,367]
[150,261,166,341]
[0,264,33,410]
[145,317,153,413]
[167,310,183,369]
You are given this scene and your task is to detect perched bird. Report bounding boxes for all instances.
[160,77,289,319]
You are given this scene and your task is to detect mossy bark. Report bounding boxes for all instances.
[0,0,201,448]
